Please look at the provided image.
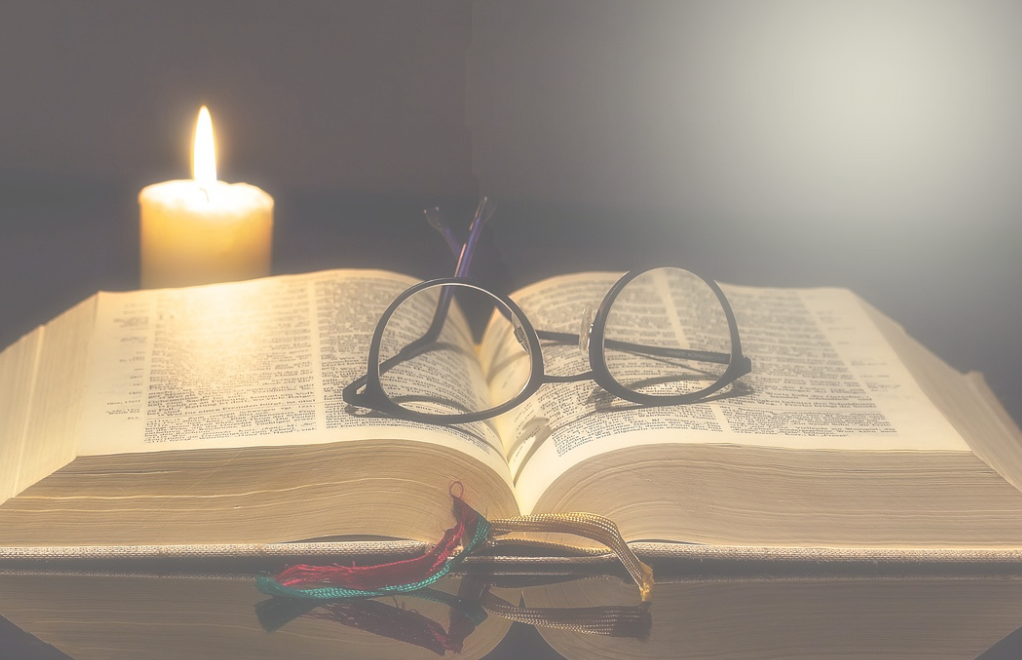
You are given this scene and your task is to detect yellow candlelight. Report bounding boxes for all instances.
[139,106,273,289]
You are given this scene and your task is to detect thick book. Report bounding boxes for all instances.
[1,268,1022,549]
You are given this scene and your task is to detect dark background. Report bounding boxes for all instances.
[1,1,1021,658]
[1,0,1020,420]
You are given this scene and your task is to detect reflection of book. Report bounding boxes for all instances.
[9,566,1020,660]
[2,268,1022,548]
[0,571,514,660]
[523,572,1022,660]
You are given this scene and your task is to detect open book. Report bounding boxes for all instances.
[2,268,1022,549]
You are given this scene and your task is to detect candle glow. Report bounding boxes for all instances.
[139,107,274,289]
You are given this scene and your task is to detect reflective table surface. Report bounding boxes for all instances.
[3,552,1022,659]
[2,185,1021,658]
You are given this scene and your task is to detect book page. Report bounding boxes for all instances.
[0,297,98,506]
[863,302,1022,493]
[77,270,508,480]
[0,330,42,503]
[479,273,972,513]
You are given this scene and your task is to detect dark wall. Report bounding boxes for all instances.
[469,1,1022,413]
[4,0,1021,218]
[0,0,475,196]
[470,1,1022,224]
[0,1,1020,415]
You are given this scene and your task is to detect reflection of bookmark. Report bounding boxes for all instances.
[256,588,488,655]
[480,590,651,639]
[257,580,649,655]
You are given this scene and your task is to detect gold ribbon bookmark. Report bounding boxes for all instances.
[487,511,654,602]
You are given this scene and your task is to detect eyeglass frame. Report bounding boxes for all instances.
[342,266,752,426]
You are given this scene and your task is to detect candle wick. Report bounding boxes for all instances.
[199,186,210,202]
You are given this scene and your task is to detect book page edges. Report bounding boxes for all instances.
[0,438,519,546]
[0,330,43,504]
[962,371,1022,493]
[14,296,97,500]
[0,295,98,506]
[860,299,1022,494]
[2,541,1021,565]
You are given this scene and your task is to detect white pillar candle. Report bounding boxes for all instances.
[140,107,274,289]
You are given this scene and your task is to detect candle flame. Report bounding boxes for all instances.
[192,106,217,185]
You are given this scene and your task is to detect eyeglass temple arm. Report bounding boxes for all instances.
[536,329,741,367]
[421,197,497,341]
[424,198,498,275]
[347,199,499,405]
[455,196,496,279]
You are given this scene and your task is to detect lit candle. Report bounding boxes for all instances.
[139,106,274,289]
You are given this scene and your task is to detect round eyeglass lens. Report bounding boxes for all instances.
[378,282,533,418]
[602,267,734,398]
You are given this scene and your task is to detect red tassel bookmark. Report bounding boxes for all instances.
[257,485,654,604]
[257,487,488,599]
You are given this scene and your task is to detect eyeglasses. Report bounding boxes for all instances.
[342,199,752,425]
